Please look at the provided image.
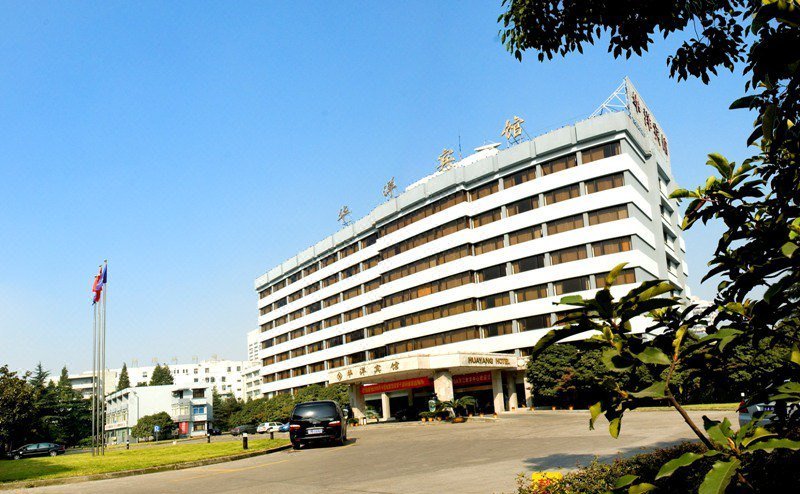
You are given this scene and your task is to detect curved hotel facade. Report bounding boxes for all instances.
[253,85,688,417]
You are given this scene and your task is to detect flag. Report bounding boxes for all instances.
[92,264,107,304]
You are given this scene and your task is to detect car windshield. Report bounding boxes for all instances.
[292,402,337,420]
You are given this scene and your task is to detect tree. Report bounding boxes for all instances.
[499,1,800,490]
[57,366,71,389]
[131,411,175,440]
[149,364,174,386]
[0,366,36,452]
[28,362,49,390]
[117,363,131,391]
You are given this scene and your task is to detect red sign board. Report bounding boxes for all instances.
[361,377,432,395]
[178,421,189,435]
[453,371,492,387]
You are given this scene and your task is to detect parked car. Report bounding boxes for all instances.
[7,443,65,460]
[207,427,222,436]
[738,400,800,427]
[289,400,347,449]
[230,424,257,436]
[392,407,420,422]
[278,423,290,433]
[257,422,283,434]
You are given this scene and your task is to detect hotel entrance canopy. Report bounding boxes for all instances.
[328,352,524,386]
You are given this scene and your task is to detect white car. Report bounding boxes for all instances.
[256,422,283,434]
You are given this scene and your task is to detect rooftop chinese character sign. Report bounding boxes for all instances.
[624,77,669,159]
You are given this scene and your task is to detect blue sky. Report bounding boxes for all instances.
[0,2,754,374]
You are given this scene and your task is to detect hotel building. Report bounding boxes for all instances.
[253,81,688,418]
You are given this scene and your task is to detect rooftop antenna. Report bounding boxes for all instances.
[131,358,138,367]
[458,132,463,160]
[337,206,352,226]
[590,78,628,117]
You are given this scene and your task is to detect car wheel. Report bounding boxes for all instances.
[13,454,21,460]
[49,451,57,457]
[292,442,301,450]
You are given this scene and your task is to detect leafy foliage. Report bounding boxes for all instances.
[225,384,349,427]
[148,364,174,386]
[131,411,176,439]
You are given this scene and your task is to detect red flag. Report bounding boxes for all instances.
[91,266,103,304]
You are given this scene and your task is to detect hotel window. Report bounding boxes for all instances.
[503,165,536,189]
[509,225,542,245]
[595,268,636,288]
[261,338,274,349]
[364,278,380,293]
[581,141,621,164]
[290,347,306,358]
[290,328,305,340]
[362,256,379,270]
[483,321,514,337]
[263,374,276,383]
[324,315,341,328]
[323,293,340,308]
[383,218,468,258]
[261,356,275,366]
[275,297,287,309]
[472,208,501,228]
[479,292,511,310]
[348,352,367,364]
[554,276,590,295]
[274,279,287,290]
[386,299,476,330]
[506,196,538,216]
[307,301,321,314]
[303,262,319,277]
[306,341,323,354]
[309,361,326,373]
[588,205,628,225]
[586,173,624,194]
[474,236,504,255]
[544,184,580,205]
[259,289,269,300]
[380,191,467,236]
[277,370,291,380]
[321,253,336,268]
[470,181,499,200]
[322,273,338,288]
[369,346,388,360]
[593,236,632,256]
[339,242,359,260]
[343,307,363,322]
[327,357,345,369]
[550,245,588,265]
[342,286,360,301]
[541,154,577,176]
[292,366,307,377]
[364,301,382,315]
[275,333,289,344]
[288,308,303,321]
[345,329,366,343]
[512,254,545,274]
[276,351,290,362]
[516,284,548,302]
[382,244,471,283]
[478,264,506,282]
[341,264,360,279]
[326,335,343,348]
[367,324,385,337]
[259,305,272,316]
[519,315,550,331]
[361,233,378,248]
[306,322,320,334]
[547,214,584,235]
[305,282,320,295]
[288,272,302,284]
[273,315,287,327]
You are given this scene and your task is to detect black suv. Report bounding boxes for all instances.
[289,400,347,449]
[230,424,257,436]
[7,443,65,460]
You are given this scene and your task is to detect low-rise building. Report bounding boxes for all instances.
[104,385,213,444]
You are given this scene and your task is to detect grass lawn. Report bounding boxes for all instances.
[0,438,289,484]
[635,403,739,412]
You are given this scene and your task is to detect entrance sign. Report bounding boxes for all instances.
[361,377,431,395]
[453,371,492,387]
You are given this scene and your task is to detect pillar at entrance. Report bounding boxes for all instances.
[407,389,414,406]
[491,370,505,413]
[506,373,519,411]
[381,393,391,421]
[348,384,366,419]
[433,371,454,402]
[523,377,533,409]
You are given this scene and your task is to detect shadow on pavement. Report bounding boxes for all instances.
[521,439,689,471]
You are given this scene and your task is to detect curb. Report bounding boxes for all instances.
[0,443,292,491]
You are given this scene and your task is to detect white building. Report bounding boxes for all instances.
[250,79,689,417]
[242,362,263,401]
[247,328,260,362]
[66,358,251,401]
[104,384,213,444]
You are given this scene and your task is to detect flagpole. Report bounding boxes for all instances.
[101,260,107,455]
[91,300,97,457]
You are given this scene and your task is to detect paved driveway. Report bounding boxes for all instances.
[17,410,734,494]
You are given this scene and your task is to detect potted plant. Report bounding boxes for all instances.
[436,396,477,423]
